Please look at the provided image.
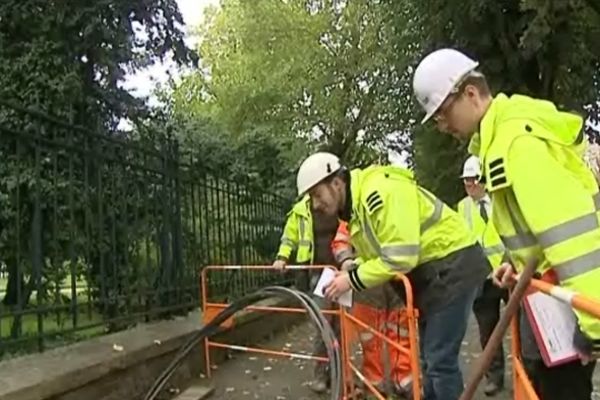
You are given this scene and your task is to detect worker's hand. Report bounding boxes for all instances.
[272,259,286,270]
[579,353,597,366]
[323,271,351,301]
[573,327,600,365]
[492,262,515,288]
[340,259,355,272]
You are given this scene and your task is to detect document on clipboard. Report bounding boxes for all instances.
[523,291,580,367]
[313,267,353,307]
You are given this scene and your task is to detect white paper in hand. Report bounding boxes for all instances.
[313,267,352,307]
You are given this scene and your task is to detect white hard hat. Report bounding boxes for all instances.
[461,155,482,179]
[296,152,341,196]
[413,48,479,123]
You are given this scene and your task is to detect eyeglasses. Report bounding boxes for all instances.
[432,69,478,123]
[432,86,462,123]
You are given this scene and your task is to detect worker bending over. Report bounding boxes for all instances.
[332,221,413,398]
[273,195,339,393]
[296,152,491,400]
[413,48,599,399]
[457,155,508,396]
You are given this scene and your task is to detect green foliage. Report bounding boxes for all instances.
[412,126,468,205]
[0,0,200,347]
[172,0,417,168]
[0,0,197,126]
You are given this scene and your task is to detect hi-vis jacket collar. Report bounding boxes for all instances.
[468,93,508,159]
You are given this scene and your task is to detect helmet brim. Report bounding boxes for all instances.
[421,111,435,124]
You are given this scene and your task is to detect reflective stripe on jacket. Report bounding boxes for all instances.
[472,92,600,342]
[345,165,477,290]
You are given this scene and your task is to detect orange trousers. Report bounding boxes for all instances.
[352,302,412,390]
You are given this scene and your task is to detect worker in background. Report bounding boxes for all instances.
[412,48,599,399]
[273,195,339,393]
[331,222,413,399]
[457,155,508,396]
[296,152,491,400]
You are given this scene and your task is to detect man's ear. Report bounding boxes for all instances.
[465,84,479,96]
[331,176,342,189]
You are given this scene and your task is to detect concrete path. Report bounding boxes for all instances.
[198,314,600,399]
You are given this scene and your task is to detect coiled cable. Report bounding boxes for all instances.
[143,286,343,400]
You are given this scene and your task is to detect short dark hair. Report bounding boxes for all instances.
[459,72,491,97]
[322,167,348,185]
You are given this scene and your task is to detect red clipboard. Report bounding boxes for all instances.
[523,291,580,367]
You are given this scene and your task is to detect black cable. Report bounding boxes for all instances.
[143,286,343,400]
[144,290,270,400]
[265,286,343,399]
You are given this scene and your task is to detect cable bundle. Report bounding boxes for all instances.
[143,286,343,400]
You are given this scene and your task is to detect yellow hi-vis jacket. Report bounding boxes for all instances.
[457,196,505,270]
[276,196,313,263]
[346,165,478,290]
[470,92,600,345]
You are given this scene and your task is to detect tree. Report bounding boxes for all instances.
[0,0,197,127]
[0,0,197,323]
[173,0,418,166]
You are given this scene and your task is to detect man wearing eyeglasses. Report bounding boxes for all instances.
[413,48,599,400]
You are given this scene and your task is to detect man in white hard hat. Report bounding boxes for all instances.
[412,48,599,400]
[296,151,491,400]
[457,155,508,396]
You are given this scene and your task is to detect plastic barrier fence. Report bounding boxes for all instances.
[510,276,600,400]
[200,265,422,400]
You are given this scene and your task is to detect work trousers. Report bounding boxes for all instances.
[419,286,478,400]
[352,300,413,395]
[472,278,508,386]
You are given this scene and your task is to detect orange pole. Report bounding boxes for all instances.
[204,302,340,315]
[207,340,329,362]
[344,312,410,356]
[513,355,539,399]
[527,278,600,318]
[203,264,337,271]
[200,265,339,378]
[340,306,355,399]
[346,361,387,400]
[395,273,421,399]
[511,314,521,400]
[201,267,212,378]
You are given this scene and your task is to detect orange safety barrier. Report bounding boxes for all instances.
[340,273,421,400]
[510,315,539,400]
[509,277,600,400]
[200,265,423,400]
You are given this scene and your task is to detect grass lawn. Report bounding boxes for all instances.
[0,274,107,357]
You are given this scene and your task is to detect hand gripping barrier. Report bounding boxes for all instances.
[510,277,600,400]
[200,265,423,400]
